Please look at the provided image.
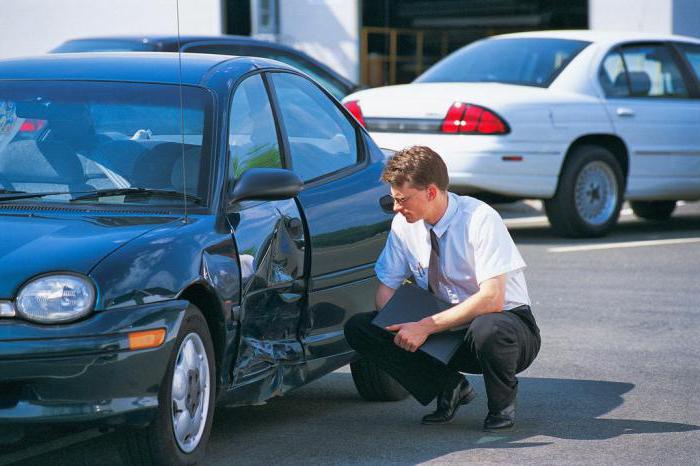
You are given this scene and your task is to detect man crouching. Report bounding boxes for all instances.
[344,145,541,430]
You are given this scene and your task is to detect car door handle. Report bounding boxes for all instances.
[616,107,635,118]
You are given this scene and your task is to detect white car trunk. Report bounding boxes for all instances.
[351,82,555,118]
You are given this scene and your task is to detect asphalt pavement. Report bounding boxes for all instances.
[2,201,699,465]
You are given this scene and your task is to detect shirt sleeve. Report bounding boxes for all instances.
[471,204,526,285]
[374,220,411,289]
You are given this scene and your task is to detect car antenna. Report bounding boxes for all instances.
[176,0,188,223]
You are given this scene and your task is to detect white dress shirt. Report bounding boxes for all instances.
[375,192,530,310]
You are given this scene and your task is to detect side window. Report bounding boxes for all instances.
[228,74,282,179]
[677,43,700,82]
[599,50,629,97]
[270,73,358,182]
[620,45,689,98]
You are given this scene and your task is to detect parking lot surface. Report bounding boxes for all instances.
[2,201,699,465]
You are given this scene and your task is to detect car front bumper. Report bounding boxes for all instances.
[0,300,187,426]
[370,132,564,198]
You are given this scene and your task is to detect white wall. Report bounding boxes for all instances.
[0,0,223,59]
[589,0,699,38]
[273,0,359,82]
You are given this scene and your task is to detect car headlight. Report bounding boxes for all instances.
[16,274,96,323]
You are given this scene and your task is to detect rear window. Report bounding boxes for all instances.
[416,38,590,88]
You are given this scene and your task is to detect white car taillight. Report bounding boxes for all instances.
[343,100,365,127]
[440,102,509,134]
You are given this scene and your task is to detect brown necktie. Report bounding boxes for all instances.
[428,228,441,295]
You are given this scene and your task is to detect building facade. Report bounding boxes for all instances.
[0,0,698,86]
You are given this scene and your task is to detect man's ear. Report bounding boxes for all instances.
[427,184,438,201]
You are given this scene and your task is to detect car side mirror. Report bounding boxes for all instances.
[379,194,394,213]
[229,168,303,204]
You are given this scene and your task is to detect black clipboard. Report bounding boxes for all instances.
[371,284,466,364]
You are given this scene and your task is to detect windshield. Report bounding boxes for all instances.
[0,81,212,206]
[416,38,590,88]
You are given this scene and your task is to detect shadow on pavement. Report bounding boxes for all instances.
[4,375,697,465]
[205,374,699,464]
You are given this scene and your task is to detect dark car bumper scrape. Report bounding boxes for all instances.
[0,300,188,426]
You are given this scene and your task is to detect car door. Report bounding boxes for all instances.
[599,42,700,199]
[267,71,391,360]
[225,73,307,388]
[672,41,700,198]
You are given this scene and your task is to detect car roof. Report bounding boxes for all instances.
[55,35,357,89]
[61,34,293,48]
[0,52,253,85]
[493,29,700,45]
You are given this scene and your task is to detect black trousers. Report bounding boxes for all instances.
[344,306,541,412]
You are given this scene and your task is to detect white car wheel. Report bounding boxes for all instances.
[545,145,624,237]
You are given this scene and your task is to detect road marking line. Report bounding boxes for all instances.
[0,429,103,466]
[549,237,700,253]
[503,209,634,227]
[504,215,548,226]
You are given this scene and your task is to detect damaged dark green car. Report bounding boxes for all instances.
[0,52,406,464]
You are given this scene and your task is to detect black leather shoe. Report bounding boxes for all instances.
[421,374,476,425]
[483,402,516,430]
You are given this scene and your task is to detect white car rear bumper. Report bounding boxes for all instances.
[369,132,565,198]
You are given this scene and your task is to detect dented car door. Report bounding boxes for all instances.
[225,73,307,393]
[227,200,306,391]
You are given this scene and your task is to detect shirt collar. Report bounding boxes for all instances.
[425,192,458,238]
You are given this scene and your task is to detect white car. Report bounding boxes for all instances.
[343,30,700,237]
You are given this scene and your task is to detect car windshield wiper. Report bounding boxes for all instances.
[70,187,203,204]
[0,190,71,201]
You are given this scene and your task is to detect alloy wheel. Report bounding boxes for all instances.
[171,332,211,453]
[574,160,618,226]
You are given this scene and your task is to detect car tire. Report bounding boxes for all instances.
[120,305,216,466]
[630,200,676,221]
[350,358,409,401]
[545,145,624,237]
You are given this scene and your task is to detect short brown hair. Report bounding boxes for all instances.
[381,145,449,191]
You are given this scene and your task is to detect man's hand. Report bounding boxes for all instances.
[386,321,431,352]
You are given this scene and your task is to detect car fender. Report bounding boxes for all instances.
[89,215,240,313]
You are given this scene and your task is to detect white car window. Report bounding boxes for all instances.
[620,45,689,98]
[599,51,629,97]
[416,38,590,88]
[677,43,700,82]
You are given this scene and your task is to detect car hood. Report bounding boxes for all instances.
[345,82,566,118]
[0,211,179,298]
